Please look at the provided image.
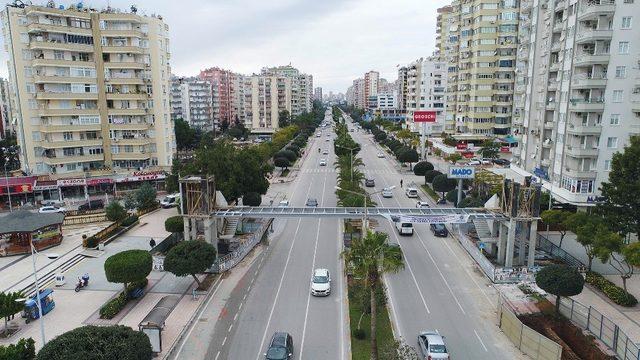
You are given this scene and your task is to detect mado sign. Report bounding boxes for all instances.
[448,166,475,179]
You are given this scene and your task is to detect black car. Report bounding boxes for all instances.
[430,223,449,237]
[365,178,375,187]
[492,158,510,166]
[264,332,294,360]
[78,199,105,212]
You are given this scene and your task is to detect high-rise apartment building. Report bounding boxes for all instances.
[401,57,447,133]
[170,76,213,131]
[261,65,313,116]
[314,87,323,102]
[0,78,14,138]
[1,4,174,176]
[346,78,365,109]
[439,0,519,135]
[199,67,235,127]
[240,74,292,132]
[512,0,640,206]
[364,70,379,110]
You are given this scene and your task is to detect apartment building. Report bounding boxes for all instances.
[512,0,640,206]
[346,77,365,109]
[364,70,379,110]
[0,78,14,137]
[170,76,213,131]
[314,86,323,102]
[240,74,292,132]
[261,65,313,116]
[1,4,174,177]
[199,67,235,127]
[400,57,448,133]
[439,0,519,136]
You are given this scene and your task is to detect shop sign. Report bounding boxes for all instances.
[116,171,166,183]
[0,184,33,194]
[57,178,86,187]
[34,184,58,191]
[86,178,113,186]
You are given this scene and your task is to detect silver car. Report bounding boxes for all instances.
[417,331,449,359]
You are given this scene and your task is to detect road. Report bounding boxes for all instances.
[222,110,350,359]
[346,113,523,359]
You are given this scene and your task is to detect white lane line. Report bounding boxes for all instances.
[173,277,224,357]
[215,351,220,360]
[238,302,243,311]
[222,336,227,347]
[299,218,322,359]
[228,324,233,332]
[414,230,466,315]
[233,313,238,321]
[474,329,489,351]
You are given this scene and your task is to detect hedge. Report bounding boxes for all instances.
[121,214,139,227]
[99,279,149,319]
[586,272,638,307]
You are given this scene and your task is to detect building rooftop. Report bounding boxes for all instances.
[0,210,64,233]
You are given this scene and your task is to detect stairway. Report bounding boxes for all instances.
[472,219,492,239]
[220,217,240,240]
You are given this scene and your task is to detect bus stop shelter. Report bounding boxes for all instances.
[138,295,180,353]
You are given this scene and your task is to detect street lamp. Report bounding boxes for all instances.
[335,144,360,182]
[335,185,396,231]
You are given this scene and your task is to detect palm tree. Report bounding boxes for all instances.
[342,230,404,360]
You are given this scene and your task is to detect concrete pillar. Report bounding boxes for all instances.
[505,219,516,268]
[183,217,191,241]
[518,222,527,266]
[497,221,507,265]
[190,218,198,240]
[527,221,538,269]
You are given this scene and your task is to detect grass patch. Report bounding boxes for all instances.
[348,277,395,360]
[420,184,440,202]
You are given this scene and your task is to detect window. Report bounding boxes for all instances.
[24,67,32,77]
[612,90,624,102]
[610,114,620,125]
[66,163,77,171]
[622,16,632,29]
[28,99,37,109]
[20,33,29,44]
[32,132,41,141]
[111,145,119,154]
[604,160,612,171]
[615,66,627,78]
[25,83,35,93]
[619,41,630,54]
[607,137,618,148]
[22,50,32,60]
[63,132,73,141]
[124,145,134,153]
[53,51,64,60]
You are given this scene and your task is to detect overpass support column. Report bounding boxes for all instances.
[204,217,219,254]
[497,221,507,265]
[505,219,516,267]
[183,217,191,241]
[190,218,198,240]
[527,221,538,269]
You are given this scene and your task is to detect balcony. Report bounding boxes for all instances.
[32,58,94,68]
[39,124,102,133]
[555,0,567,10]
[569,98,605,111]
[112,152,151,161]
[575,29,613,45]
[27,22,92,36]
[29,40,93,52]
[105,77,145,85]
[106,92,150,100]
[36,92,98,100]
[566,123,602,135]
[563,167,597,178]
[571,74,607,88]
[38,108,99,116]
[108,108,149,116]
[112,137,150,146]
[99,13,143,23]
[34,75,97,84]
[565,146,598,157]
[43,154,104,165]
[101,46,144,54]
[109,122,151,131]
[100,29,146,38]
[552,20,565,33]
[521,0,532,11]
[40,139,103,149]
[103,61,146,70]
[578,0,615,21]
[573,53,610,66]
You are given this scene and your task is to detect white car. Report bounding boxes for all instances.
[417,331,450,359]
[468,159,482,166]
[381,187,393,198]
[319,159,327,166]
[316,133,321,137]
[311,268,331,296]
[405,188,418,198]
[377,153,385,158]
[278,200,289,207]
[416,201,430,208]
[39,206,66,214]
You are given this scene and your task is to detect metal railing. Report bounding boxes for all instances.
[558,296,640,360]
[212,218,273,273]
[536,233,584,267]
[455,225,497,282]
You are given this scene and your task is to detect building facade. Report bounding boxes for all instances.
[438,0,520,136]
[400,57,447,133]
[364,70,379,110]
[1,4,174,176]
[512,0,640,206]
[261,65,313,116]
[0,78,14,137]
[198,67,235,127]
[314,86,323,102]
[241,74,292,133]
[170,76,213,131]
[346,78,365,109]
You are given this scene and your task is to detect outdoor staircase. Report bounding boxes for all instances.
[220,217,240,240]
[472,219,493,239]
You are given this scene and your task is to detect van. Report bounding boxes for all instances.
[161,194,180,208]
[395,220,414,236]
[405,188,418,198]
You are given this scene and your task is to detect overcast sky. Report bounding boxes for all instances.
[0,0,450,93]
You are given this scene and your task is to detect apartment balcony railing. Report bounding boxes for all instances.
[575,29,613,44]
[578,0,615,20]
[573,52,610,66]
[571,73,607,88]
[567,123,602,135]
[565,146,599,157]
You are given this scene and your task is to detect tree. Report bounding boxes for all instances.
[342,230,404,360]
[565,213,607,271]
[594,231,640,293]
[446,189,465,205]
[163,240,216,287]
[123,193,137,211]
[597,136,640,239]
[432,174,457,198]
[104,250,152,292]
[540,210,573,248]
[164,216,183,233]
[135,182,157,211]
[174,118,197,150]
[535,264,584,315]
[459,196,485,208]
[413,161,434,176]
[375,132,387,142]
[396,129,413,145]
[398,148,419,170]
[446,152,463,164]
[0,292,24,335]
[0,338,35,360]
[243,192,262,206]
[424,170,442,184]
[36,325,151,360]
[443,136,457,147]
[274,157,290,171]
[478,140,500,159]
[278,110,291,128]
[275,149,297,163]
[105,202,127,223]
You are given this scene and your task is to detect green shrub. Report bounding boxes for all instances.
[353,328,366,340]
[84,236,99,248]
[0,338,35,360]
[586,272,638,307]
[164,216,183,233]
[127,278,148,292]
[105,202,127,222]
[121,214,139,227]
[99,292,127,319]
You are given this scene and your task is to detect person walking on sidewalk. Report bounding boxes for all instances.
[400,179,403,188]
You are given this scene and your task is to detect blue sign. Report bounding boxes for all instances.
[448,166,476,179]
[479,242,485,250]
[533,167,549,180]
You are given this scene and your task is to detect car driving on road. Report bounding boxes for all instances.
[394,219,414,236]
[430,223,449,237]
[319,159,327,166]
[416,201,430,208]
[38,206,66,214]
[405,188,418,198]
[417,331,449,359]
[382,187,393,198]
[365,178,375,187]
[310,268,331,296]
[306,198,318,207]
[322,149,329,155]
[264,332,294,360]
[377,152,385,158]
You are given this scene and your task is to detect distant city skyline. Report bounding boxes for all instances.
[0,0,449,92]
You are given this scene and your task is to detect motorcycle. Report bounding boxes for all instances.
[75,274,90,292]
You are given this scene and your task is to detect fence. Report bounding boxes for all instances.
[63,213,107,225]
[212,218,273,273]
[498,296,562,360]
[454,225,497,282]
[558,296,640,360]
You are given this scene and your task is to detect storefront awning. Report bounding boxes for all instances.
[0,210,64,233]
[0,176,36,194]
[501,135,518,144]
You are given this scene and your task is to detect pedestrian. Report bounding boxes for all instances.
[149,238,156,249]
[400,179,403,188]
[269,199,274,207]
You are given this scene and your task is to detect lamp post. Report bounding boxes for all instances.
[335,144,359,182]
[335,186,395,231]
[24,243,59,347]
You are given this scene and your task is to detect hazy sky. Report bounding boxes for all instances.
[0,0,449,93]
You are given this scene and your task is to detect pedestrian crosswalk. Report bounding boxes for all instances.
[301,168,397,175]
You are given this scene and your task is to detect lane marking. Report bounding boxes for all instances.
[238,302,243,311]
[222,336,227,347]
[233,313,238,321]
[299,218,322,359]
[475,329,489,351]
[215,351,220,360]
[228,324,233,332]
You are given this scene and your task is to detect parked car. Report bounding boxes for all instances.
[78,199,104,212]
[381,187,393,198]
[467,159,481,166]
[480,158,492,165]
[319,159,327,166]
[430,223,449,237]
[416,201,430,209]
[405,188,418,198]
[264,332,294,360]
[310,268,331,296]
[160,194,180,208]
[306,198,318,207]
[365,178,375,187]
[377,152,385,158]
[437,198,447,205]
[492,158,510,166]
[41,200,65,207]
[38,206,66,214]
[417,331,449,359]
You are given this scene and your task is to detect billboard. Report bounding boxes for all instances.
[413,111,437,123]
[448,166,476,179]
[399,214,470,224]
